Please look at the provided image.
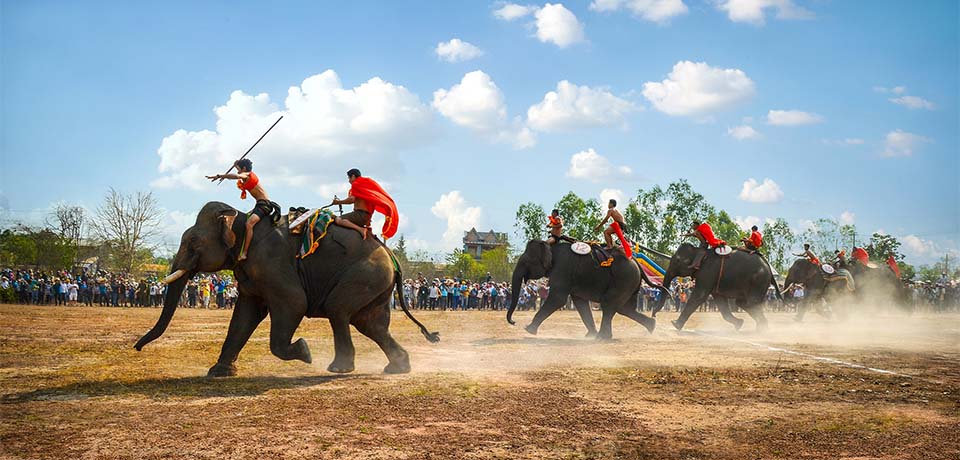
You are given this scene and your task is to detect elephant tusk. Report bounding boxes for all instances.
[162,269,188,285]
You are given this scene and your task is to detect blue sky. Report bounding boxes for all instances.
[1,0,957,265]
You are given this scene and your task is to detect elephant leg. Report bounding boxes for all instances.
[743,302,769,331]
[794,301,807,322]
[719,298,744,331]
[597,306,616,340]
[572,297,598,337]
[351,291,410,374]
[326,316,356,373]
[266,290,311,364]
[672,288,710,331]
[209,295,267,377]
[614,294,656,334]
[525,291,569,335]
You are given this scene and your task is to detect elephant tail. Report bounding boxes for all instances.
[394,271,440,343]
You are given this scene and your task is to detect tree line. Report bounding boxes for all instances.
[514,179,935,281]
[0,188,165,274]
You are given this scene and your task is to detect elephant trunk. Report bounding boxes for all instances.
[134,265,193,351]
[506,265,526,325]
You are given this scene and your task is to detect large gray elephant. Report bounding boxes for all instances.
[506,240,669,339]
[784,258,847,321]
[134,201,438,377]
[658,243,781,331]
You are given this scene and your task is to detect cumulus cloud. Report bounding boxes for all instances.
[600,188,625,207]
[727,124,760,140]
[715,0,814,25]
[433,70,535,148]
[766,109,823,126]
[881,129,930,158]
[534,3,586,48]
[152,70,432,191]
[431,191,482,250]
[889,95,935,110]
[822,138,864,146]
[738,178,783,203]
[435,38,484,63]
[494,3,585,48]
[642,61,755,117]
[526,81,636,132]
[494,3,538,20]
[839,210,855,225]
[734,215,766,231]
[589,0,688,23]
[566,148,632,182]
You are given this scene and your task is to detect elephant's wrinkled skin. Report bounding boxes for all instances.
[506,240,669,340]
[659,243,781,331]
[134,202,437,377]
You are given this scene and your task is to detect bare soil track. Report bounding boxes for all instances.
[1,304,957,459]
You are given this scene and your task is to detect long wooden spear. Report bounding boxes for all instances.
[214,115,284,184]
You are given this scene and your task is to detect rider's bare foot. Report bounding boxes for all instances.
[357,227,368,240]
[238,253,248,262]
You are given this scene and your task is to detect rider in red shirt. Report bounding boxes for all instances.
[741,225,763,251]
[682,221,725,270]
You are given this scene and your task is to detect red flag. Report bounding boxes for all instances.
[852,247,869,265]
[349,177,399,239]
[610,221,632,258]
[887,255,901,278]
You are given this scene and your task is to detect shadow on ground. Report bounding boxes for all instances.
[1,373,361,403]
[470,336,616,347]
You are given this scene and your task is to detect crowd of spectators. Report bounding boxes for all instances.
[0,267,238,309]
[401,274,512,310]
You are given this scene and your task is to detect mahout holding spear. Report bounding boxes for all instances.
[205,116,283,262]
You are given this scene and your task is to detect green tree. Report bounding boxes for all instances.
[707,210,741,245]
[762,218,795,273]
[624,179,715,252]
[515,202,547,243]
[446,249,484,280]
[554,192,602,241]
[898,263,916,281]
[480,246,513,281]
[865,233,905,263]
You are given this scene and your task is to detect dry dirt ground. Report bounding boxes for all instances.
[1,303,957,459]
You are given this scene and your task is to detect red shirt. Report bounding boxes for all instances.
[236,172,259,200]
[696,223,725,247]
[749,230,763,248]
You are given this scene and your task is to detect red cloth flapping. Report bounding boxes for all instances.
[349,177,399,239]
[237,172,259,200]
[610,221,632,258]
[697,223,725,248]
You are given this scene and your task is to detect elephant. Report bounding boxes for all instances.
[846,261,912,312]
[134,201,438,377]
[657,243,781,331]
[784,258,847,321]
[505,240,669,340]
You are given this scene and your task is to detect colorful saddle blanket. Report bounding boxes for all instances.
[295,209,336,258]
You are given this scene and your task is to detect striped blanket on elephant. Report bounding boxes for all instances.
[297,209,336,258]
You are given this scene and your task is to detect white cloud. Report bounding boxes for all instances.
[766,109,823,126]
[431,191,482,250]
[738,178,784,203]
[881,129,930,158]
[526,81,636,132]
[727,124,760,140]
[494,3,537,20]
[889,95,935,110]
[152,70,433,191]
[534,3,586,48]
[435,38,484,63]
[566,148,632,182]
[734,215,764,231]
[600,188,625,207]
[589,0,688,23]
[798,219,816,232]
[822,138,865,146]
[642,61,755,117]
[839,210,855,226]
[874,85,906,95]
[433,70,535,148]
[902,235,936,258]
[716,0,814,25]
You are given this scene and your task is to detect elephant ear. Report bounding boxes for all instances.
[218,210,240,249]
[539,241,553,272]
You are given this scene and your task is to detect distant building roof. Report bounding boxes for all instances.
[463,228,507,247]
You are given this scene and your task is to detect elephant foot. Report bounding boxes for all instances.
[524,324,539,335]
[642,317,656,334]
[384,360,411,374]
[671,319,684,331]
[294,338,313,364]
[207,362,237,378]
[734,318,745,331]
[596,331,614,341]
[584,330,598,338]
[327,361,355,374]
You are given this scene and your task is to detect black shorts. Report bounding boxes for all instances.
[250,199,279,222]
[341,209,372,227]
